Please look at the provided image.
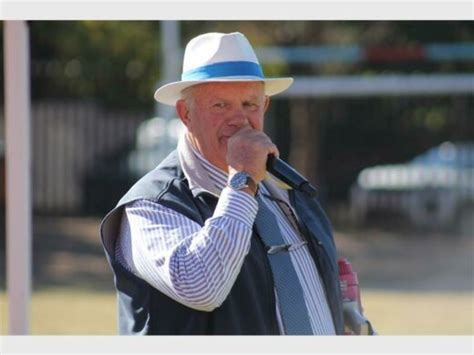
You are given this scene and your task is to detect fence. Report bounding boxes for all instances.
[25,100,150,215]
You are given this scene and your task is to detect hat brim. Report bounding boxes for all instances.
[154,76,294,106]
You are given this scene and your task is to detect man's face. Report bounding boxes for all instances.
[177,81,269,171]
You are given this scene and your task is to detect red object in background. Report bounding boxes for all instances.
[338,257,377,335]
[366,46,426,62]
[338,257,363,312]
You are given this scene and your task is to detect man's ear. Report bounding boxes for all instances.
[176,99,191,128]
[263,96,270,113]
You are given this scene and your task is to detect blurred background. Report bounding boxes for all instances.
[0,21,473,335]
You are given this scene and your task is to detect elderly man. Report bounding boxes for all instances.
[101,32,344,335]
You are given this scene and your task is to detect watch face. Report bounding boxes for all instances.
[230,172,250,190]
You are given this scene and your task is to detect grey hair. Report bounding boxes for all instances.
[180,86,198,109]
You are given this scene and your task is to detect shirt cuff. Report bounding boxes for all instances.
[213,186,258,228]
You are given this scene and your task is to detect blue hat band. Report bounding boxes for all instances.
[181,61,264,81]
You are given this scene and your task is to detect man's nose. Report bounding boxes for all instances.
[228,107,248,128]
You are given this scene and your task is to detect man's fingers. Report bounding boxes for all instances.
[268,143,279,159]
[226,126,280,182]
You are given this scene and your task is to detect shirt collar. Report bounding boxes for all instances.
[177,132,226,197]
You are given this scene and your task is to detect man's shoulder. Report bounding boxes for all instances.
[116,150,208,224]
[124,150,185,200]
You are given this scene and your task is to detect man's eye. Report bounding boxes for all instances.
[244,102,258,109]
[214,102,226,108]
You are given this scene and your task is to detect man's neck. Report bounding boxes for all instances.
[186,132,229,173]
[177,132,227,197]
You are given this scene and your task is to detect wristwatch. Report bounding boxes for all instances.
[228,171,258,195]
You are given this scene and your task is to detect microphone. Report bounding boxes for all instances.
[266,155,318,198]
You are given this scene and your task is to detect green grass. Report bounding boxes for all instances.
[0,288,116,335]
[0,288,472,335]
[362,290,473,335]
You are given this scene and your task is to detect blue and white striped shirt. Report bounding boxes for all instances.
[116,134,336,335]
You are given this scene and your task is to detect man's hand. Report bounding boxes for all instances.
[226,126,279,183]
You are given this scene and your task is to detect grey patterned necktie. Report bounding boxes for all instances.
[254,194,313,335]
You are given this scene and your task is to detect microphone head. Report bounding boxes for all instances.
[266,154,277,171]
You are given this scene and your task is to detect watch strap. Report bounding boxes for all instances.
[245,176,258,195]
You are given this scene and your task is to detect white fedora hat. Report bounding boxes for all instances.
[154,32,293,106]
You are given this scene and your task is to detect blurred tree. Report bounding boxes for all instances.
[29,21,161,109]
[25,21,473,109]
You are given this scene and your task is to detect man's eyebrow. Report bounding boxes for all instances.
[245,95,263,102]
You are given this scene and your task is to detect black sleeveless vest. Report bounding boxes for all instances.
[100,151,344,335]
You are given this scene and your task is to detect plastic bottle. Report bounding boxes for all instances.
[338,257,376,335]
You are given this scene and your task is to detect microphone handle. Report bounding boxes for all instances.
[266,155,318,198]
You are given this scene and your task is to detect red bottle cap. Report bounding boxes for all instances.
[338,258,353,275]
